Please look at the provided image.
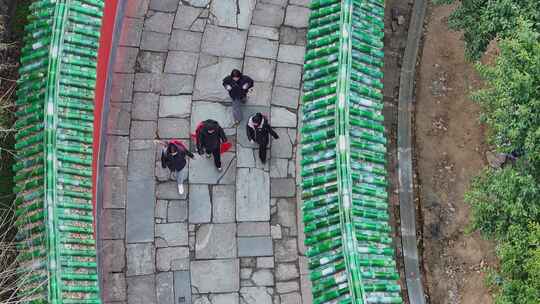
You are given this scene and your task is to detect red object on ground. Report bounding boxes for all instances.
[92,0,119,237]
[191,122,232,154]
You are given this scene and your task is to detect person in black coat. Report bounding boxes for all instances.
[223,69,254,124]
[161,141,194,194]
[246,113,279,163]
[196,119,227,170]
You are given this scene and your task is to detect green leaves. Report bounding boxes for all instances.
[443,0,540,59]
[472,22,540,169]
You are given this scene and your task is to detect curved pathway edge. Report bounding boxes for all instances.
[397,0,427,303]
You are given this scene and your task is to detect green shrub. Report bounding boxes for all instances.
[439,0,540,59]
[472,22,540,170]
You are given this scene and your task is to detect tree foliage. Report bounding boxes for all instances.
[472,23,540,170]
[440,0,540,59]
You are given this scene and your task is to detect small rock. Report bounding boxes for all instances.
[397,15,406,25]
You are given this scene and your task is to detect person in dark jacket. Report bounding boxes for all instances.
[246,113,279,163]
[222,69,254,124]
[161,140,194,194]
[196,119,227,170]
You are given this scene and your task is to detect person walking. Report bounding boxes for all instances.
[246,113,279,164]
[160,140,194,194]
[196,119,227,171]
[223,69,254,124]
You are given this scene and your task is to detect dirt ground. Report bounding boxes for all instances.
[414,3,498,304]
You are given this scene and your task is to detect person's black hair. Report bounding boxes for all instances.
[231,69,242,78]
[168,143,178,154]
[252,112,262,125]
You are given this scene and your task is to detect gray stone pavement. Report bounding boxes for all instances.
[101,0,312,303]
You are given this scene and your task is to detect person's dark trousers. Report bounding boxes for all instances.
[258,142,268,163]
[211,148,221,168]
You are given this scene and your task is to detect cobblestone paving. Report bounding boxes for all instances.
[101,0,312,303]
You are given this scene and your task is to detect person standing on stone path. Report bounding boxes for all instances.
[222,69,254,124]
[160,140,194,195]
[246,112,279,164]
[196,119,227,171]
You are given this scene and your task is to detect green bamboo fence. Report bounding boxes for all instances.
[301,1,403,303]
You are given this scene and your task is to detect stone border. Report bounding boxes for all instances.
[95,0,127,300]
[397,0,427,303]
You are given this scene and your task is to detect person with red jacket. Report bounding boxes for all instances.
[246,113,279,164]
[160,140,194,194]
[196,119,227,171]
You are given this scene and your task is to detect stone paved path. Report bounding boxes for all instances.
[101,0,312,303]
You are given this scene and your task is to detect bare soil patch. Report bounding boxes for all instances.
[415,4,497,304]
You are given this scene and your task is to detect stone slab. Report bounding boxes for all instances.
[249,25,279,40]
[277,44,306,65]
[237,236,273,257]
[252,3,284,27]
[126,179,155,243]
[111,73,134,102]
[191,259,240,293]
[237,222,270,236]
[188,184,212,223]
[244,57,276,82]
[246,37,279,59]
[157,181,188,200]
[210,293,240,304]
[275,62,302,89]
[159,95,191,118]
[132,92,159,121]
[103,167,127,208]
[126,243,155,276]
[190,101,234,129]
[107,103,131,136]
[137,51,166,73]
[252,269,274,286]
[144,11,174,33]
[127,275,157,304]
[156,246,189,271]
[271,86,299,109]
[156,272,174,304]
[156,223,188,247]
[173,5,201,29]
[128,148,155,180]
[239,287,273,304]
[167,200,188,222]
[105,135,129,166]
[125,0,149,18]
[201,25,247,58]
[275,263,299,280]
[284,5,310,28]
[161,74,194,95]
[247,82,272,106]
[269,158,288,178]
[275,238,298,262]
[169,29,202,52]
[210,0,256,30]
[149,0,178,11]
[174,271,192,304]
[140,31,169,51]
[102,240,125,272]
[130,120,157,139]
[257,257,275,268]
[236,168,270,221]
[270,128,293,158]
[102,209,125,239]
[270,106,297,127]
[134,73,161,92]
[212,185,236,223]
[195,223,237,258]
[114,47,138,73]
[157,118,190,139]
[164,51,199,74]
[193,57,243,101]
[188,152,236,184]
[103,273,126,302]
[271,178,296,197]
